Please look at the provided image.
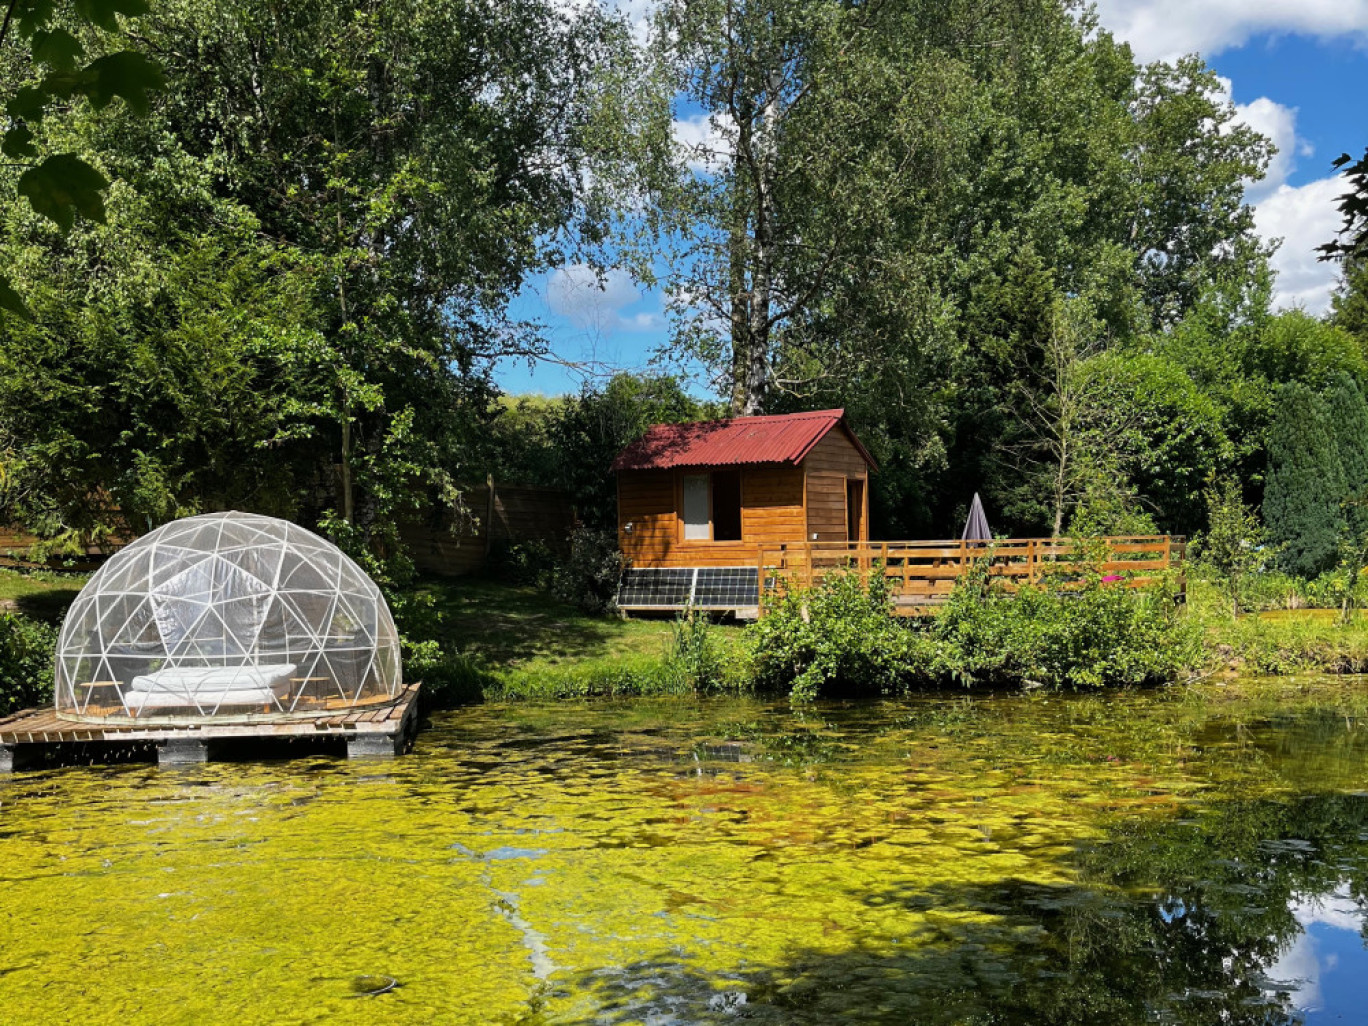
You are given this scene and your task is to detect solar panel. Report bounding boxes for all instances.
[617,567,769,611]
[692,568,760,607]
[617,568,694,607]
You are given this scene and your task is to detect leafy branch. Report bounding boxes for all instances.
[0,0,163,317]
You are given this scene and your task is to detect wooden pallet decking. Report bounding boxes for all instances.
[0,682,421,771]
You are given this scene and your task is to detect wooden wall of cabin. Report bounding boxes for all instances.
[618,464,806,567]
[804,430,870,543]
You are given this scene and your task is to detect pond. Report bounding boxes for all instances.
[3,681,1368,1024]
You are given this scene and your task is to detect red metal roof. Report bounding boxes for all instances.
[612,409,877,472]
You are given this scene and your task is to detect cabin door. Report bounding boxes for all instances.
[846,479,865,542]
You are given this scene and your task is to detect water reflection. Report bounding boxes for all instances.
[1268,884,1366,1018]
[2,686,1368,1024]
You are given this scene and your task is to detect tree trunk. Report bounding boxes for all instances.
[727,72,780,417]
[1051,440,1067,538]
[340,408,354,524]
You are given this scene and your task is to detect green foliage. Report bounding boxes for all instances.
[1071,352,1232,535]
[750,562,1201,701]
[1264,382,1345,578]
[1327,373,1368,515]
[1321,145,1368,261]
[0,611,58,715]
[542,527,627,614]
[665,608,731,692]
[750,570,938,702]
[544,373,711,530]
[406,643,494,710]
[1195,475,1270,616]
[1332,258,1368,340]
[1,0,164,315]
[1244,310,1368,389]
[934,565,1202,690]
[1,0,625,605]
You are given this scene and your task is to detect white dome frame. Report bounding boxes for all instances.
[55,512,402,723]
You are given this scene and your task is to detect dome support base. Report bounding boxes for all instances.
[157,739,208,766]
[0,682,418,772]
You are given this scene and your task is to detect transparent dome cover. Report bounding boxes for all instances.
[55,512,402,723]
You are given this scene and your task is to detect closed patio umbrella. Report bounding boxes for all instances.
[962,493,992,542]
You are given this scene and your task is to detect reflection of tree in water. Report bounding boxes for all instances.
[554,794,1368,1026]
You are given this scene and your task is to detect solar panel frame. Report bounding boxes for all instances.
[617,567,772,611]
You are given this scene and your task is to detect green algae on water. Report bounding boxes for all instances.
[3,683,1368,1024]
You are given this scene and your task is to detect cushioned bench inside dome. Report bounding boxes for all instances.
[124,663,298,711]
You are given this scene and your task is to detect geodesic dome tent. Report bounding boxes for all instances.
[55,512,402,722]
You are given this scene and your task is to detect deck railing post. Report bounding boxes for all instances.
[756,548,765,620]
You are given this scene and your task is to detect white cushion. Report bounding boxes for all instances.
[126,663,298,709]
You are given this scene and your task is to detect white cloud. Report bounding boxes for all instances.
[1213,75,1308,200]
[1205,78,1340,313]
[1092,0,1368,63]
[1236,95,1305,199]
[672,111,734,174]
[1256,176,1346,312]
[546,264,660,334]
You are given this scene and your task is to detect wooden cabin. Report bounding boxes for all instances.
[612,410,876,614]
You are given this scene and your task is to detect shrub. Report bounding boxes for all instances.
[405,638,495,710]
[748,560,1202,700]
[486,538,557,588]
[0,612,58,716]
[750,569,938,701]
[545,528,627,613]
[934,563,1202,689]
[665,608,728,691]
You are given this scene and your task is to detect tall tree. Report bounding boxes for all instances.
[1320,146,1368,262]
[627,0,1269,535]
[1327,373,1368,509]
[1325,373,1368,618]
[1265,382,1345,579]
[1331,258,1368,341]
[140,0,617,533]
[0,0,618,547]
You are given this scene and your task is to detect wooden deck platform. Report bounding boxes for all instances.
[0,682,421,771]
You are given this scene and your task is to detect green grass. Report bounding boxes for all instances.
[1188,577,1368,676]
[0,567,87,623]
[15,562,1367,705]
[418,577,747,700]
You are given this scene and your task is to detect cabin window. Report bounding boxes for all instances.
[682,474,710,540]
[712,471,742,541]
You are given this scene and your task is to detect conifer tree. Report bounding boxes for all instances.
[1265,382,1345,578]
[1325,373,1368,617]
[1326,373,1368,512]
[1332,259,1368,342]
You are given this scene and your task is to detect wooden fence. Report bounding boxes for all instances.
[0,527,129,570]
[757,536,1186,616]
[1,480,574,577]
[400,480,575,577]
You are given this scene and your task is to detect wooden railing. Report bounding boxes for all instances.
[757,536,1186,616]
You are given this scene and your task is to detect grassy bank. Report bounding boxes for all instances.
[8,564,1368,716]
[0,568,87,623]
[1187,578,1368,676]
[418,578,747,702]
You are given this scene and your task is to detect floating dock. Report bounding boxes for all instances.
[0,682,420,771]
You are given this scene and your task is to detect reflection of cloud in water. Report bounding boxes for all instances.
[1267,883,1364,1017]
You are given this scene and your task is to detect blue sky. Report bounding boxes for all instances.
[497,1,1368,398]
